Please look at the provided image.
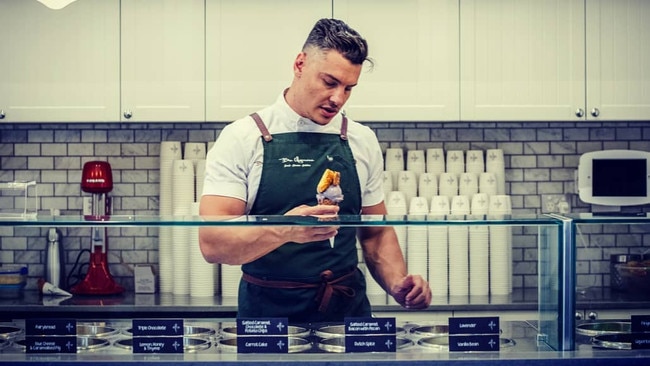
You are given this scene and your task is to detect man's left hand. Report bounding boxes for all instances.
[390,274,432,309]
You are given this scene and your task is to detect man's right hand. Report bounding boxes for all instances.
[283,204,340,244]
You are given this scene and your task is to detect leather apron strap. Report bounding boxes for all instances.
[251,112,348,142]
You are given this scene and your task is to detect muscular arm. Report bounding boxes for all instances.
[198,195,339,265]
[359,201,431,309]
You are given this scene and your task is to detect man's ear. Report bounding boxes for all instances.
[294,52,307,75]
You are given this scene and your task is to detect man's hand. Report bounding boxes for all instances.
[283,204,340,244]
[285,204,339,217]
[390,274,432,309]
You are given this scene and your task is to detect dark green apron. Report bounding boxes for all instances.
[237,113,371,323]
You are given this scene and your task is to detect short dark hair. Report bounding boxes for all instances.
[302,18,370,66]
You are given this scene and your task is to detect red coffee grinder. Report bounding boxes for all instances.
[70,161,124,295]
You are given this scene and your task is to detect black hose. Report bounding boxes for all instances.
[66,249,90,289]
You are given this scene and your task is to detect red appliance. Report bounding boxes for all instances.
[70,161,124,295]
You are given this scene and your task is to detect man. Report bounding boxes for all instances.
[199,18,431,323]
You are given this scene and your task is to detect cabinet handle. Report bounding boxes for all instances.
[0,110,5,119]
[575,312,583,321]
[587,311,598,320]
[123,110,132,119]
[590,108,600,117]
[575,108,584,118]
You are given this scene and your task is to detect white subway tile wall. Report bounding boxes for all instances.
[1,121,649,292]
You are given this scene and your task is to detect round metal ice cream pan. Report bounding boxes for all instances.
[318,336,413,353]
[77,324,119,338]
[0,325,23,340]
[122,325,216,338]
[13,337,109,352]
[220,325,310,339]
[410,325,449,337]
[576,322,631,337]
[314,324,406,339]
[591,333,645,350]
[114,337,210,352]
[218,337,311,353]
[417,336,515,351]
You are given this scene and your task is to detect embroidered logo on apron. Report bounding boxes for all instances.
[278,156,315,168]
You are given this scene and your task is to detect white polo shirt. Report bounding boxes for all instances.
[202,92,385,214]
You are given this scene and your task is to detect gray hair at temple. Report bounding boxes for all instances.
[302,18,372,67]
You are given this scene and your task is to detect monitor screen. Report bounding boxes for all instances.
[592,159,647,197]
[578,150,650,206]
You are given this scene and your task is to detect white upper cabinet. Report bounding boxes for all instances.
[121,0,205,122]
[205,0,331,122]
[586,0,650,121]
[334,0,460,122]
[0,0,119,123]
[460,0,585,121]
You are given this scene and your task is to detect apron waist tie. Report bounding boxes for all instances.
[241,269,357,313]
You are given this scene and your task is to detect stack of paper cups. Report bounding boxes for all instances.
[426,148,445,177]
[407,197,428,280]
[469,223,490,297]
[470,193,490,215]
[195,160,206,203]
[449,196,470,297]
[450,195,471,216]
[458,172,479,199]
[429,195,450,216]
[446,150,465,176]
[386,191,408,258]
[172,160,195,211]
[448,203,469,298]
[488,194,512,215]
[189,202,215,297]
[485,149,506,194]
[479,172,498,196]
[363,264,387,304]
[488,194,512,295]
[386,191,408,215]
[385,148,404,188]
[417,172,438,202]
[171,160,195,295]
[409,196,429,215]
[465,150,485,174]
[397,170,418,204]
[159,141,182,293]
[183,142,207,162]
[428,196,449,298]
[406,150,426,179]
[160,141,182,213]
[220,264,241,301]
[382,171,393,196]
[438,172,458,200]
[469,193,490,297]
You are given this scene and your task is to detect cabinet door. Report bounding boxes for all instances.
[586,0,650,121]
[206,0,331,122]
[460,0,585,121]
[334,0,459,122]
[121,0,205,122]
[0,0,119,123]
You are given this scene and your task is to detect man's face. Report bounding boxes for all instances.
[290,48,363,125]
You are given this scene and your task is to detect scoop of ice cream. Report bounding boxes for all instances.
[316,169,344,205]
[317,184,344,205]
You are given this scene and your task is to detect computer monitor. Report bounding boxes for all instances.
[578,150,650,206]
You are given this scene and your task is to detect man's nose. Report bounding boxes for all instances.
[329,88,347,106]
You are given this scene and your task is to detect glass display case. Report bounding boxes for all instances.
[0,213,648,364]
[564,213,650,350]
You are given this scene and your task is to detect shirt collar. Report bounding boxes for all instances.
[274,90,342,132]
